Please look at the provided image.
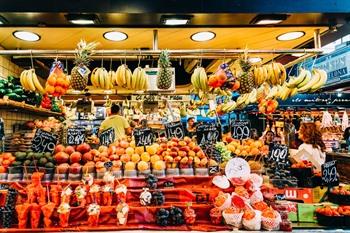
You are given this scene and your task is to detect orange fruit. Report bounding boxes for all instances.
[131,153,140,163]
[56,77,65,87]
[45,85,55,95]
[153,160,165,170]
[124,161,135,170]
[135,146,144,155]
[55,86,64,95]
[150,155,161,164]
[47,74,57,86]
[137,161,149,171]
[141,152,150,162]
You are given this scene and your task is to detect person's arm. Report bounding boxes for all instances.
[123,117,132,135]
[99,120,106,134]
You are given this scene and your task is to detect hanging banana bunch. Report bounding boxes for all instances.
[90,67,113,90]
[130,67,148,91]
[115,64,132,88]
[20,69,45,94]
[191,66,209,93]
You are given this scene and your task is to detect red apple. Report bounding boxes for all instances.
[70,152,82,163]
[54,144,65,154]
[64,146,75,155]
[69,163,82,174]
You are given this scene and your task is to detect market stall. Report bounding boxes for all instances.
[0,2,349,231]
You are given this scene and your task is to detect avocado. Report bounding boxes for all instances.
[34,152,43,160]
[23,160,31,166]
[26,153,34,160]
[46,156,55,163]
[38,157,48,166]
[45,162,55,169]
[15,152,27,161]
[44,152,52,157]
[12,161,22,167]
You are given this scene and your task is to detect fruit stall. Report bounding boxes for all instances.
[0,2,349,231]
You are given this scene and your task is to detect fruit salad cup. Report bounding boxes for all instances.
[116,202,129,225]
[210,207,223,224]
[102,185,113,206]
[41,202,56,228]
[75,185,87,207]
[30,203,42,229]
[89,184,101,205]
[15,203,30,229]
[57,203,71,227]
[115,184,127,203]
[87,203,100,227]
[184,203,196,224]
[50,184,62,207]
[61,187,73,204]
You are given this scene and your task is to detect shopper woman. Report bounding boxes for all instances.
[297,122,326,171]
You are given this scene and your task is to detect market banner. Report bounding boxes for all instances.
[279,93,350,107]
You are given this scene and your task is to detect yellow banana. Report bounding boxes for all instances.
[91,68,99,87]
[272,63,281,85]
[125,68,132,89]
[104,69,111,90]
[32,70,45,94]
[191,67,201,90]
[132,67,140,90]
[199,67,208,92]
[26,69,36,91]
[277,63,287,84]
[20,70,28,90]
[116,64,126,87]
[141,69,148,90]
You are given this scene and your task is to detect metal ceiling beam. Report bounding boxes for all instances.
[1,49,323,59]
[0,0,348,13]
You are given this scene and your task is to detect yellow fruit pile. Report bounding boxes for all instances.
[226,139,269,156]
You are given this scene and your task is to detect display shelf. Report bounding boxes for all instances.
[0,99,63,117]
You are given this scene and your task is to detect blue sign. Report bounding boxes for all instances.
[301,43,350,87]
[279,93,350,107]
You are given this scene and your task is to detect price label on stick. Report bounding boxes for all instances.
[165,121,185,139]
[268,144,289,162]
[196,123,222,146]
[322,160,339,187]
[134,128,154,147]
[99,128,115,146]
[230,120,251,140]
[209,166,220,175]
[66,127,86,145]
[31,129,58,153]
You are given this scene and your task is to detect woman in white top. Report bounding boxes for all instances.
[297,122,326,171]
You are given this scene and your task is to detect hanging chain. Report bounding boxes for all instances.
[30,51,34,69]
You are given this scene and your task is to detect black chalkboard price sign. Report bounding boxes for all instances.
[165,121,185,139]
[230,120,251,140]
[99,128,115,146]
[200,144,222,163]
[268,144,289,162]
[66,128,86,145]
[196,123,222,146]
[209,166,220,175]
[133,128,154,147]
[31,129,58,153]
[322,160,339,187]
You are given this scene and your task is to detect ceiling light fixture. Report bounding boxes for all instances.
[191,31,216,42]
[103,31,128,41]
[250,14,288,25]
[65,13,99,25]
[13,31,40,42]
[161,15,192,25]
[277,31,305,41]
[248,57,262,63]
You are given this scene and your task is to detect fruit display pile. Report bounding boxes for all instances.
[12,151,55,172]
[225,138,269,157]
[45,61,70,97]
[49,136,211,178]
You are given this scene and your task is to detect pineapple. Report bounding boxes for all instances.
[157,50,172,89]
[71,40,98,90]
[237,54,254,94]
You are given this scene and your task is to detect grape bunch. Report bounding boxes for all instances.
[1,206,14,228]
[169,207,185,226]
[6,188,18,207]
[156,208,169,226]
[146,174,158,189]
[215,142,231,162]
[152,190,165,206]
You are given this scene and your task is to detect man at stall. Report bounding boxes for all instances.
[186,117,196,138]
[99,104,132,140]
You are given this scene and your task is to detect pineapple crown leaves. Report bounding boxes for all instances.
[239,47,252,72]
[74,40,100,66]
[158,50,171,68]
